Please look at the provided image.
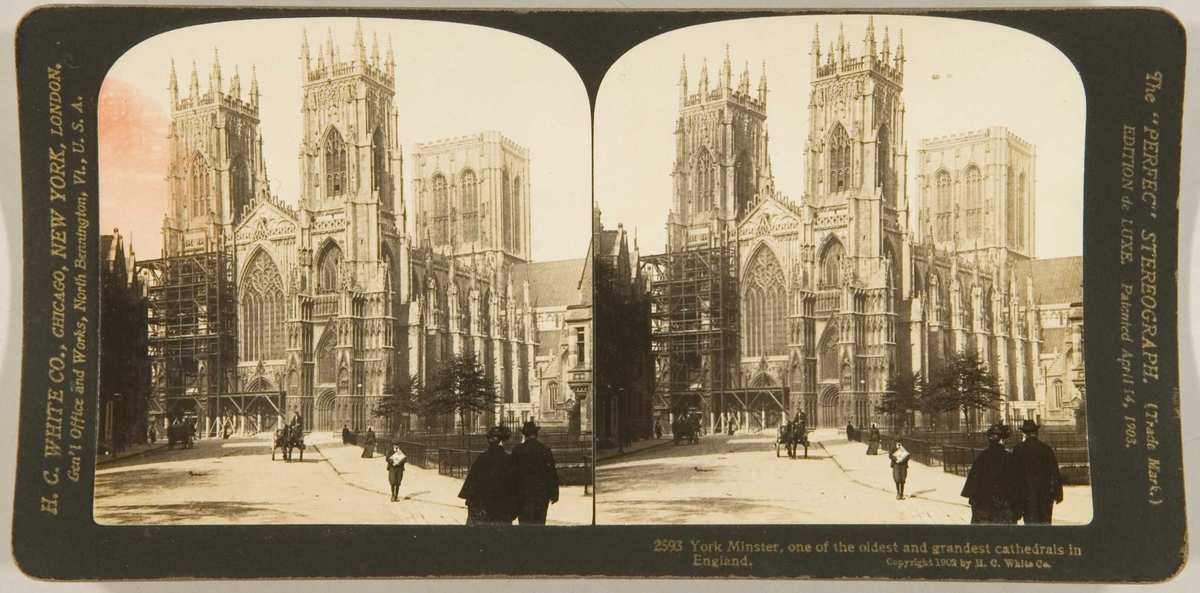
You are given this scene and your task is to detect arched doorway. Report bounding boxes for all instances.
[819,385,840,428]
[316,390,336,433]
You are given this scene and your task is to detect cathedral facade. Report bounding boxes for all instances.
[157,25,544,433]
[665,20,1082,430]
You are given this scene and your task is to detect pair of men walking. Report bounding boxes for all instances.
[458,420,560,525]
[961,419,1065,524]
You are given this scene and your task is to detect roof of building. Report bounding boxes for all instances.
[1040,327,1067,353]
[511,258,586,309]
[537,329,565,357]
[1014,256,1083,305]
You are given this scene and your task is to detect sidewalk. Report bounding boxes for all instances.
[97,441,168,466]
[596,436,671,463]
[814,429,1094,525]
[310,434,593,525]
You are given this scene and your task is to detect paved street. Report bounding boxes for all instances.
[596,429,1093,525]
[95,433,592,525]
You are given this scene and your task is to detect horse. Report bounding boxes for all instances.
[272,424,306,461]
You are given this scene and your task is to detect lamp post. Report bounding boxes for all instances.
[860,379,867,426]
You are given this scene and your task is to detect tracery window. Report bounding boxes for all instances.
[460,169,478,243]
[935,170,952,242]
[743,247,787,357]
[431,174,449,245]
[1007,166,1018,247]
[372,128,387,192]
[819,329,839,382]
[502,169,513,251]
[317,332,337,385]
[317,242,343,293]
[828,124,852,193]
[324,128,348,199]
[512,176,523,251]
[1053,380,1063,408]
[189,154,209,217]
[241,250,286,361]
[820,239,845,288]
[695,149,716,213]
[230,155,251,218]
[1018,172,1027,249]
[734,151,754,219]
[964,166,982,239]
[877,125,892,206]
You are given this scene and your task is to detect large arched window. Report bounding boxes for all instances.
[1052,380,1063,408]
[695,149,716,213]
[828,124,852,193]
[743,247,787,357]
[734,150,754,219]
[431,174,449,245]
[819,328,839,382]
[460,169,478,243]
[502,169,513,251]
[819,238,845,288]
[189,154,209,217]
[317,331,337,385]
[877,125,892,205]
[317,241,343,293]
[512,176,523,251]
[372,127,387,192]
[1018,172,1027,249]
[964,166,982,239]
[324,128,348,199]
[935,170,952,242]
[241,250,286,361]
[230,154,251,219]
[1006,166,1018,247]
[547,381,560,404]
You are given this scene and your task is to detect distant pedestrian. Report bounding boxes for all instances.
[386,444,407,502]
[459,426,519,525]
[361,427,376,459]
[512,420,560,525]
[148,425,157,445]
[1011,420,1064,524]
[846,422,855,440]
[341,424,351,445]
[866,424,881,455]
[654,421,662,440]
[961,423,1018,524]
[890,441,911,499]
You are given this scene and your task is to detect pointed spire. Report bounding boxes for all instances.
[827,42,835,66]
[168,58,179,105]
[230,64,241,99]
[864,16,876,56]
[812,22,821,54]
[699,56,709,94]
[721,43,732,89]
[326,27,335,65]
[300,27,311,64]
[354,19,366,62]
[837,23,845,61]
[757,60,768,104]
[385,34,395,74]
[739,59,750,94]
[210,48,222,94]
[371,31,380,66]
[189,60,199,99]
[678,54,688,88]
[881,25,891,62]
[249,64,259,106]
[896,29,906,69]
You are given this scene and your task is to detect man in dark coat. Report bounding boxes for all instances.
[341,424,351,445]
[961,423,1018,524]
[512,420,560,525]
[458,426,519,525]
[1010,420,1064,524]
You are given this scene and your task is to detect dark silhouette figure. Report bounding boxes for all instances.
[386,444,407,502]
[341,424,351,445]
[459,426,519,525]
[1011,420,1064,524]
[654,421,662,440]
[961,424,1019,524]
[361,427,376,458]
[512,420,560,525]
[866,424,881,455]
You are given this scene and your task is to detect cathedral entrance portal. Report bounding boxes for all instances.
[819,385,840,428]
[316,390,336,433]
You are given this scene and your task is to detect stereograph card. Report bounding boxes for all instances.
[6,5,1191,584]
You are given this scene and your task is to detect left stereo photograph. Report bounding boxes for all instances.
[94,16,594,526]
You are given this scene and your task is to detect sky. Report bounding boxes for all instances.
[595,14,1086,260]
[98,17,591,263]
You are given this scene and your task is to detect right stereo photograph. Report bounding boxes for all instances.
[592,14,1091,526]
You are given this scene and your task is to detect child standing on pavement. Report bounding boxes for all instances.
[387,444,407,502]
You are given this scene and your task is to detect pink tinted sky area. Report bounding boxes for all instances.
[97,78,169,259]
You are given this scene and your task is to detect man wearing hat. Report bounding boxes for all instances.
[961,424,1018,524]
[458,426,519,525]
[1010,419,1064,524]
[512,420,560,525]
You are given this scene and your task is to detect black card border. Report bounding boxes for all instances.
[9,6,1188,582]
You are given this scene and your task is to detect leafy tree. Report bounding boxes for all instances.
[423,352,498,435]
[371,374,423,436]
[877,370,925,433]
[925,348,1003,431]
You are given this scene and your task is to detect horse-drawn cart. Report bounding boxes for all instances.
[166,420,195,450]
[776,422,810,459]
[272,424,306,461]
[671,413,701,446]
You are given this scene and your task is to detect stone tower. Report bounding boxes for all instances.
[163,50,268,256]
[668,44,772,251]
[803,19,908,282]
